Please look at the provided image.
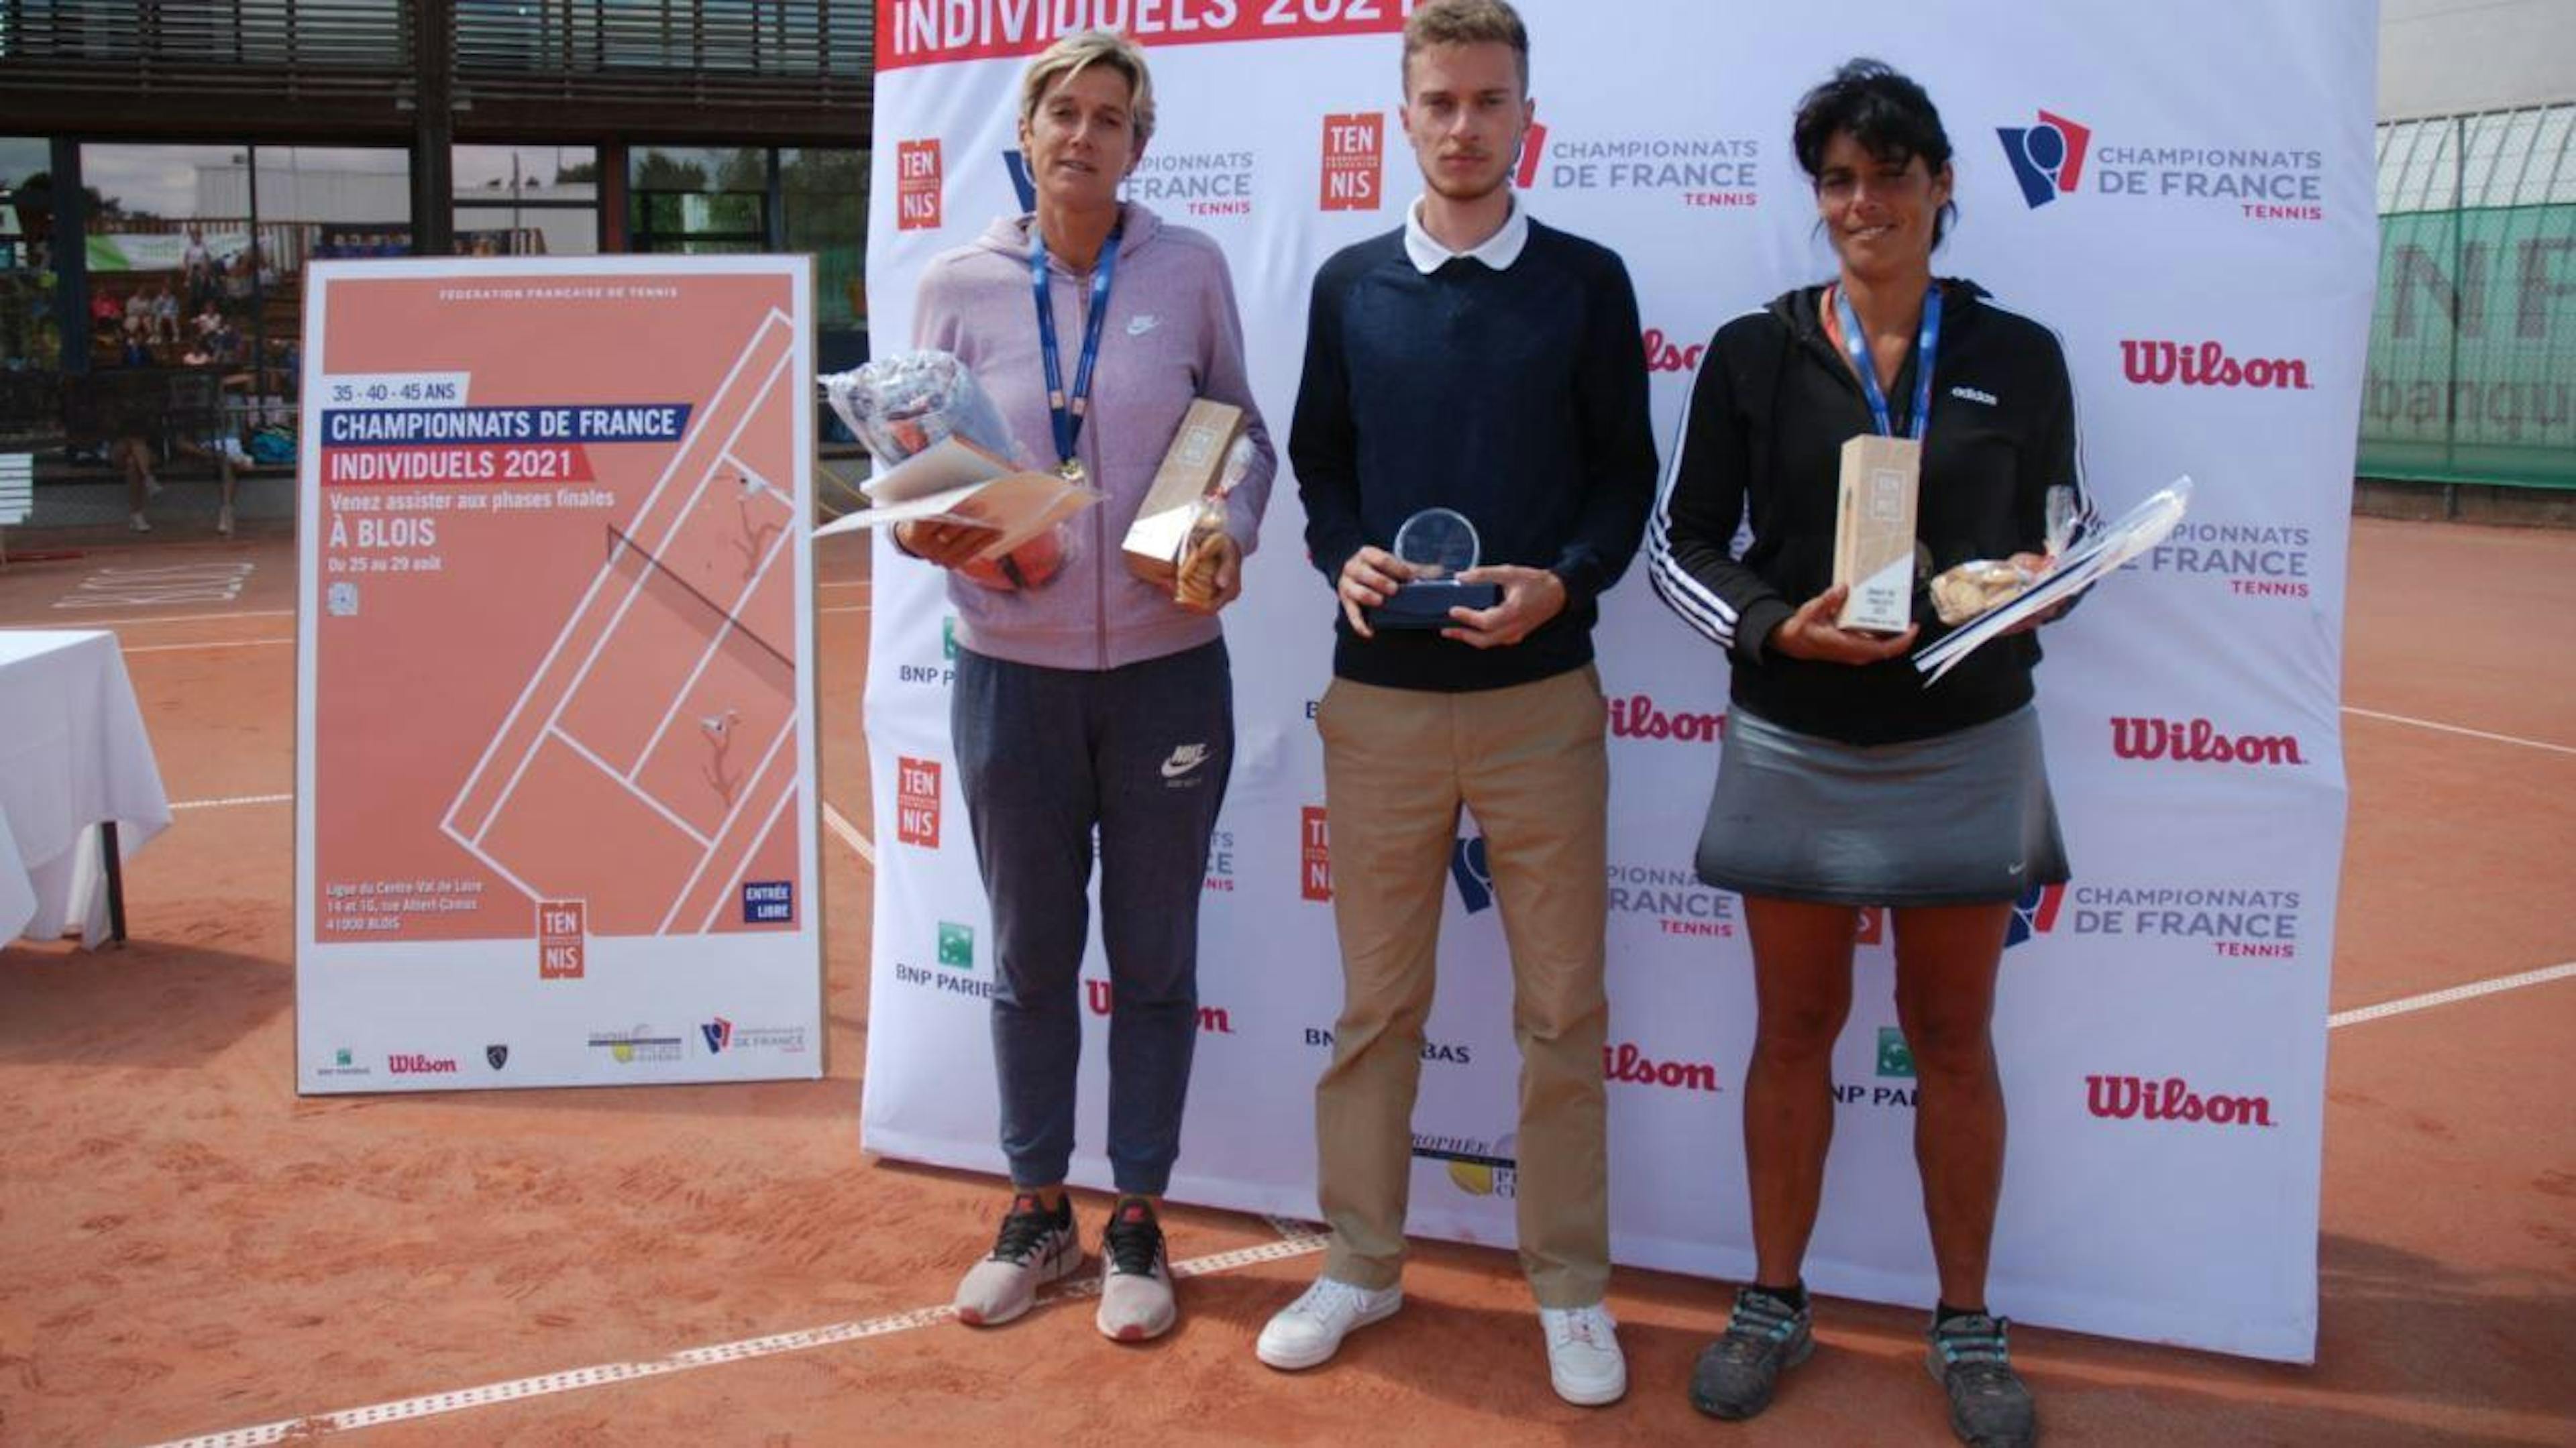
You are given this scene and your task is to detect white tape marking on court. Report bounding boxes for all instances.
[172,793,294,811]
[121,637,292,655]
[2328,960,2576,1029]
[2342,706,2576,759]
[143,950,2574,1448]
[817,579,872,590]
[1,608,297,630]
[819,604,871,616]
[144,1234,1327,1448]
[822,802,875,867]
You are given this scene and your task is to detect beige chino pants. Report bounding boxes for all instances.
[1312,666,1613,1308]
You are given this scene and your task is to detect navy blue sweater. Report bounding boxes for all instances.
[1290,221,1658,692]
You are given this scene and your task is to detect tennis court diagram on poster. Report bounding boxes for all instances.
[294,257,822,1094]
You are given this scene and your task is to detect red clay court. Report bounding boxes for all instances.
[0,516,2569,1445]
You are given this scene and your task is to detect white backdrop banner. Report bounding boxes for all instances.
[857,0,2373,1362]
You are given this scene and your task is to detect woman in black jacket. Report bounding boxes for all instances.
[1650,59,2091,1448]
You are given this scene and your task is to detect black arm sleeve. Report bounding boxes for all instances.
[1548,252,1658,609]
[1648,325,1794,667]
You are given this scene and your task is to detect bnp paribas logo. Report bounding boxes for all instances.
[1876,1027,1916,1080]
[936,920,975,969]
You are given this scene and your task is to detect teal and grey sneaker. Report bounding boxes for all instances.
[1688,1286,1814,1420]
[1927,1312,2037,1447]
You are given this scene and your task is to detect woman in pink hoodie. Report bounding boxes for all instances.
[898,28,1275,1347]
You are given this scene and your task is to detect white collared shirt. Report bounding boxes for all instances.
[1402,195,1530,274]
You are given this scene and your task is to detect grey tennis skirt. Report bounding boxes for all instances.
[1694,704,2070,907]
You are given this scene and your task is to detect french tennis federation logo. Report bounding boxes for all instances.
[1002,149,1036,212]
[2005,882,2068,948]
[1997,110,2092,207]
[1450,836,1494,914]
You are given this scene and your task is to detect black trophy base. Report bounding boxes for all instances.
[1365,579,1502,631]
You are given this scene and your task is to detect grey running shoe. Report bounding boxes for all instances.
[953,1192,1080,1327]
[1926,1313,2037,1447]
[1689,1286,1815,1420]
[1094,1196,1175,1342]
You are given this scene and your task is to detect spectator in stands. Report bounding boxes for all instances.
[182,227,213,304]
[151,282,180,345]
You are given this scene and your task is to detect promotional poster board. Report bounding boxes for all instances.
[295,256,824,1093]
[859,1,2375,1361]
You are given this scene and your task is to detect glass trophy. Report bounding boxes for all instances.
[1366,507,1502,630]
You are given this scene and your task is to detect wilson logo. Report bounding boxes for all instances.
[1603,1042,1720,1093]
[2121,340,2312,390]
[2086,1074,2274,1127]
[1609,694,1726,743]
[388,1053,459,1075]
[1642,327,1707,374]
[1084,979,1234,1035]
[2110,717,2305,766]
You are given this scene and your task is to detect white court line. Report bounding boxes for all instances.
[2328,960,2576,1029]
[172,792,292,810]
[816,580,871,590]
[821,801,873,867]
[692,770,803,934]
[146,1233,1328,1448]
[545,726,714,849]
[655,712,798,934]
[819,604,871,616]
[123,638,291,655]
[2343,706,2576,759]
[1,608,297,629]
[441,315,794,843]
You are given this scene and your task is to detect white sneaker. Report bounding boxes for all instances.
[129,511,151,533]
[217,504,234,537]
[1540,1303,1627,1406]
[953,1192,1081,1328]
[1255,1275,1402,1370]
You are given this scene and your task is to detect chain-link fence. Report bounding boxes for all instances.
[2367,104,2576,488]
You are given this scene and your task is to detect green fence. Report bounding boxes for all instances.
[2365,107,2576,490]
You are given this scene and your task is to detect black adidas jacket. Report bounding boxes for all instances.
[1648,280,2090,745]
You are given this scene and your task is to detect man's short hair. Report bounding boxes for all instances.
[1018,29,1157,146]
[1401,0,1529,95]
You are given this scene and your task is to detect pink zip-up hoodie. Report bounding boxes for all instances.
[913,201,1277,671]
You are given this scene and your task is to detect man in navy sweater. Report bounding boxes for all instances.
[1252,0,1656,1407]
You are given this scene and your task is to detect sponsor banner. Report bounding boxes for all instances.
[862,0,2367,1363]
[294,256,825,1093]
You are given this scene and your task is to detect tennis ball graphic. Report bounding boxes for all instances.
[1446,1133,1517,1197]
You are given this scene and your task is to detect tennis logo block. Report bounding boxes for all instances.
[538,900,586,979]
[898,140,944,231]
[1320,114,1384,211]
[898,757,941,848]
[937,920,975,969]
[1300,807,1332,901]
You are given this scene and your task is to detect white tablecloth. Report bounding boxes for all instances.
[0,630,172,946]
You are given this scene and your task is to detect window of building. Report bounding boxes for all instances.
[454,144,601,256]
[629,146,768,255]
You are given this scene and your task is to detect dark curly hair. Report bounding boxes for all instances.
[1792,58,1958,248]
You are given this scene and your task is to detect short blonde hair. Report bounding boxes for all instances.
[1403,0,1529,95]
[1019,30,1157,147]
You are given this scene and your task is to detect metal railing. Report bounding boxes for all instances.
[2365,103,2576,490]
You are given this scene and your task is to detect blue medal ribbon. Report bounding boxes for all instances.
[1831,282,1942,441]
[1030,217,1123,471]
